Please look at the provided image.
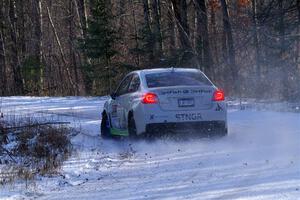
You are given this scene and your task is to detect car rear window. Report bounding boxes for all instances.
[145,71,212,88]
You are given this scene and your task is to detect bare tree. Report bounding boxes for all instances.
[170,0,191,50]
[220,0,238,89]
[77,0,89,39]
[151,0,163,58]
[0,1,7,95]
[45,2,77,93]
[252,0,261,81]
[130,0,140,67]
[143,0,154,61]
[0,0,298,99]
[167,2,176,56]
[8,0,23,94]
[297,0,300,66]
[195,0,212,75]
[209,0,220,74]
[278,0,289,99]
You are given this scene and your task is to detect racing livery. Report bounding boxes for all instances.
[101,68,227,138]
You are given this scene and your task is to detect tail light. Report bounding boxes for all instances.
[213,89,225,101]
[142,93,158,104]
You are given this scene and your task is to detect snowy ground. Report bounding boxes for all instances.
[0,97,299,200]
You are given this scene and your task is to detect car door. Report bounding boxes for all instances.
[117,73,141,130]
[122,73,141,123]
[110,74,133,130]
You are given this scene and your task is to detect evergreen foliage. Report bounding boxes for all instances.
[80,0,118,95]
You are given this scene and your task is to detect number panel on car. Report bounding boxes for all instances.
[178,98,195,107]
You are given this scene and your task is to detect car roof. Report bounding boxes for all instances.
[131,68,202,76]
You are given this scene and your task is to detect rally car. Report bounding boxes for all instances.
[101,68,227,138]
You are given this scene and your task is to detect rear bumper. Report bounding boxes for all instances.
[133,102,227,135]
[145,121,226,134]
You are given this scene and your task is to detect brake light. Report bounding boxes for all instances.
[142,93,158,104]
[213,89,225,101]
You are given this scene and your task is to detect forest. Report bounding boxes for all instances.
[0,0,299,100]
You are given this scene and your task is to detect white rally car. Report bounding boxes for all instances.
[101,68,227,138]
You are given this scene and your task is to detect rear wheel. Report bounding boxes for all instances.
[206,122,227,138]
[128,115,138,139]
[219,127,228,137]
[101,112,111,139]
[215,124,228,137]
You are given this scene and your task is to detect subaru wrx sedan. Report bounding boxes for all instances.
[101,68,227,138]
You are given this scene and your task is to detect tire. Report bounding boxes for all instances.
[219,127,228,137]
[101,112,111,139]
[128,115,138,139]
[208,122,227,138]
[216,124,228,137]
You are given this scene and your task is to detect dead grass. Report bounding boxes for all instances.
[0,118,73,184]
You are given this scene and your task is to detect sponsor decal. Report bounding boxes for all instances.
[191,89,211,94]
[176,113,202,121]
[111,104,118,117]
[160,90,188,95]
[160,89,211,95]
[216,104,223,111]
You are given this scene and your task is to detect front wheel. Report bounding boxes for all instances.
[101,113,111,139]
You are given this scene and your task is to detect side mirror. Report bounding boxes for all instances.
[110,92,117,100]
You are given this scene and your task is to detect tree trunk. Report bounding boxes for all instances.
[278,0,284,51]
[220,0,238,90]
[69,0,79,95]
[151,0,163,58]
[77,0,88,39]
[209,0,219,75]
[38,0,44,94]
[17,0,26,60]
[8,0,23,94]
[73,0,84,37]
[143,0,154,61]
[195,0,213,75]
[117,0,125,33]
[278,0,289,100]
[32,0,44,95]
[0,0,7,95]
[45,2,77,93]
[73,0,88,95]
[130,0,140,67]
[167,3,176,56]
[297,0,300,67]
[170,0,191,50]
[0,31,5,95]
[252,0,261,81]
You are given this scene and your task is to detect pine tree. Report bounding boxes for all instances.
[80,0,118,95]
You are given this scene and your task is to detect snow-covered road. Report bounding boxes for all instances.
[0,97,300,200]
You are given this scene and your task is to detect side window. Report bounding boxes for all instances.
[115,75,133,96]
[128,74,140,93]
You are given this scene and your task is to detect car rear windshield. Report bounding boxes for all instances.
[145,71,212,88]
